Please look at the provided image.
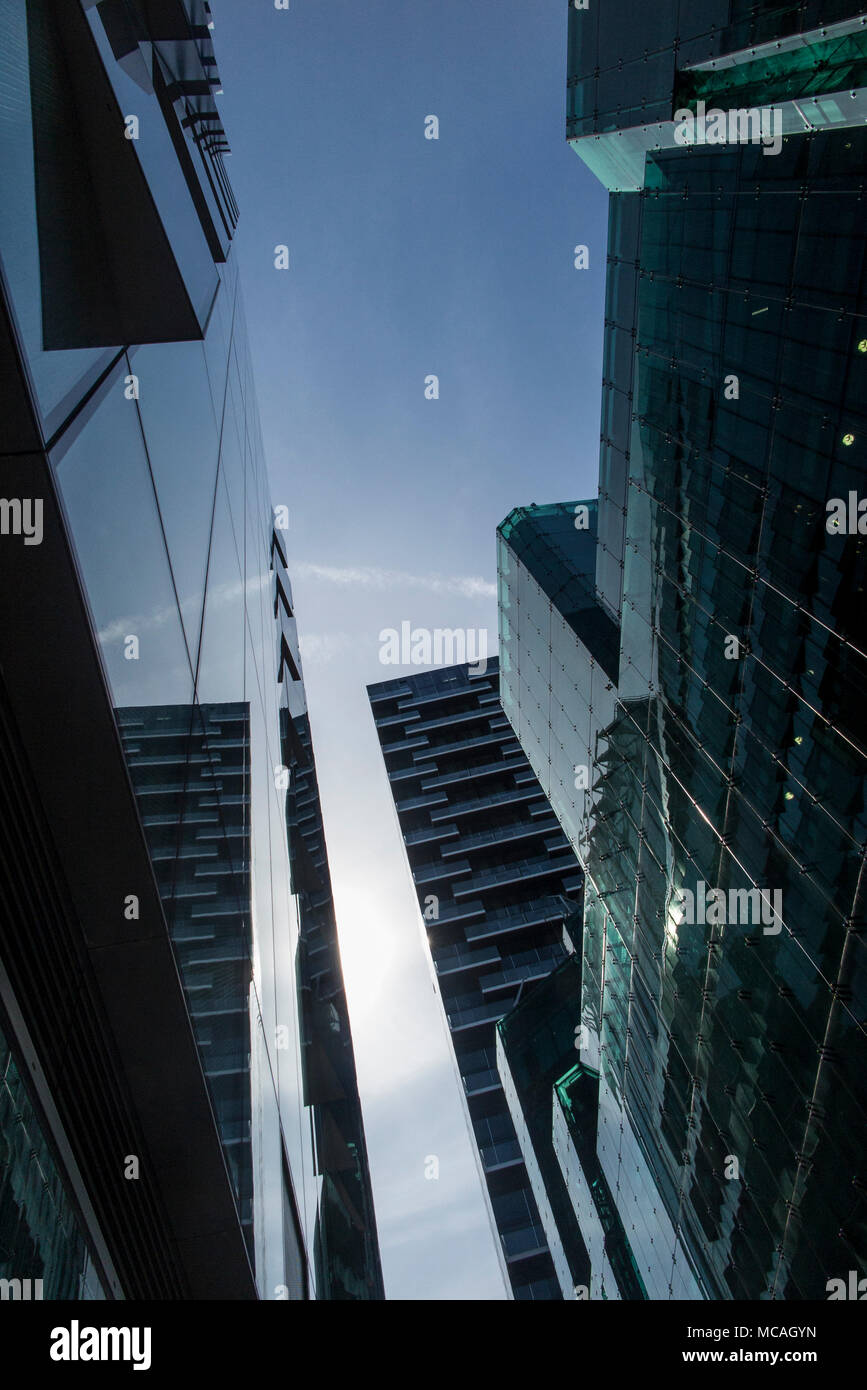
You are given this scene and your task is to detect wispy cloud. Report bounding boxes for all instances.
[297,631,361,665]
[293,562,496,600]
[96,574,268,645]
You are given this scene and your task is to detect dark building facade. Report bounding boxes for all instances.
[116,703,259,1266]
[368,659,585,1299]
[493,2,867,1299]
[0,0,381,1300]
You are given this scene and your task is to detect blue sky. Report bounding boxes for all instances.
[214,0,608,1299]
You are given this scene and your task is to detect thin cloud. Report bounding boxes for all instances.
[293,562,496,600]
[96,574,268,645]
[297,631,361,665]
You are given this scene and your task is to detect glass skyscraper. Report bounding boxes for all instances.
[368,659,585,1299]
[495,2,867,1300]
[0,0,381,1300]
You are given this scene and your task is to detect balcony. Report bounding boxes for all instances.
[462,1068,502,1097]
[479,1138,523,1171]
[431,897,485,926]
[396,682,493,710]
[394,792,449,814]
[420,756,526,791]
[480,947,564,995]
[433,943,500,976]
[440,817,561,857]
[430,786,547,823]
[412,730,519,762]
[501,1223,549,1261]
[463,895,573,943]
[387,762,436,783]
[380,735,430,755]
[411,706,508,739]
[413,707,503,734]
[452,851,581,899]
[446,998,512,1032]
[369,684,414,704]
[374,709,419,728]
[404,823,459,848]
[412,858,470,886]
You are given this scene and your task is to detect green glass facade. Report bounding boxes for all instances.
[499,503,703,1298]
[567,3,867,191]
[495,2,867,1300]
[674,28,867,115]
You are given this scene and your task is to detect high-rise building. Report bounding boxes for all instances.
[0,0,381,1300]
[367,659,585,1299]
[494,2,867,1300]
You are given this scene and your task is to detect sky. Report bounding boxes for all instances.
[214,0,609,1299]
